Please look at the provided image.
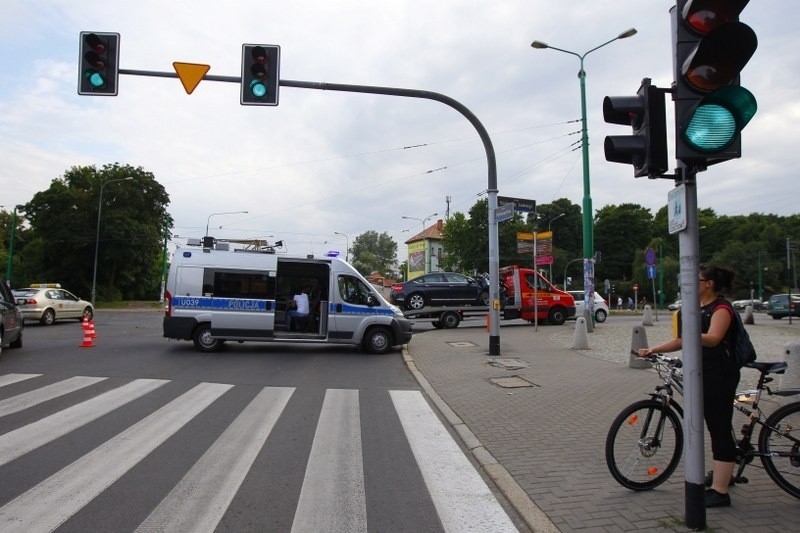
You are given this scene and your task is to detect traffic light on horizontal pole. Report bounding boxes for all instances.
[241,44,280,106]
[78,32,120,96]
[673,0,757,167]
[603,78,668,178]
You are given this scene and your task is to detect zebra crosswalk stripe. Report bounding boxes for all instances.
[390,390,518,533]
[0,375,107,417]
[291,388,367,533]
[0,378,169,467]
[135,386,295,532]
[0,373,41,388]
[0,382,233,533]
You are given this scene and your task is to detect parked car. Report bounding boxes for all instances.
[0,279,24,355]
[732,299,763,310]
[12,284,94,325]
[567,290,609,323]
[668,300,682,311]
[766,294,800,320]
[390,272,488,310]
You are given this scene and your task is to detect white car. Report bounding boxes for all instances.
[567,290,609,323]
[12,284,94,325]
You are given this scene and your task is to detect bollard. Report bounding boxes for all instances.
[642,305,654,326]
[629,326,651,368]
[743,305,754,325]
[780,342,800,391]
[572,317,589,350]
[584,308,594,333]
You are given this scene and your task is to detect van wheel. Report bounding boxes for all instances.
[431,321,444,329]
[595,309,608,323]
[193,324,222,352]
[364,326,392,354]
[548,307,567,326]
[479,290,490,306]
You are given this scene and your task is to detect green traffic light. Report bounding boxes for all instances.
[250,79,267,98]
[683,85,756,152]
[87,71,106,88]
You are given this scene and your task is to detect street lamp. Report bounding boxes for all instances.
[547,212,566,281]
[402,212,438,274]
[92,176,134,306]
[333,231,350,261]
[205,211,248,237]
[4,205,22,282]
[531,28,637,318]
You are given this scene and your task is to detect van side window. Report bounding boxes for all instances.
[338,275,371,305]
[202,269,275,299]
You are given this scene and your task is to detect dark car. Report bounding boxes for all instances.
[390,272,489,310]
[766,294,800,319]
[0,279,24,356]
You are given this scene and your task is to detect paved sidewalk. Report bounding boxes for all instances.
[404,316,800,532]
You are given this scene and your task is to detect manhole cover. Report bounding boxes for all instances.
[489,376,537,388]
[446,341,477,347]
[487,357,529,370]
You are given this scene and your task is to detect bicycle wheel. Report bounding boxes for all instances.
[759,401,800,499]
[606,399,684,490]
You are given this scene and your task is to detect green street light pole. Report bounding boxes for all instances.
[92,176,134,306]
[531,28,637,318]
[5,206,20,282]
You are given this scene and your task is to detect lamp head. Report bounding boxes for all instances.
[618,28,637,39]
[530,40,549,49]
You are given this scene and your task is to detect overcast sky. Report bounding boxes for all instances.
[1,0,797,260]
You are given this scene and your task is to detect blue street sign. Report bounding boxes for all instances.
[647,264,657,279]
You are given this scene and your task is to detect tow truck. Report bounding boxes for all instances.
[402,266,576,328]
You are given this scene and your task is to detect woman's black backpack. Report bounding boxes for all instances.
[711,300,757,368]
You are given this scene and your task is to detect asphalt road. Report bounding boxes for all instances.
[0,310,523,532]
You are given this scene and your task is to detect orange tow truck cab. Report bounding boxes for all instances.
[499,266,576,325]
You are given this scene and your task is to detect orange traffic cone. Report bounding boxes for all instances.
[82,317,90,330]
[87,321,97,338]
[80,330,95,347]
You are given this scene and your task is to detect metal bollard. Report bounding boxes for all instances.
[780,342,800,391]
[629,326,651,369]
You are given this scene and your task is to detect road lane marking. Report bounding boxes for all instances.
[0,382,232,533]
[291,388,367,533]
[390,390,518,533]
[0,376,107,417]
[136,386,295,532]
[0,373,41,388]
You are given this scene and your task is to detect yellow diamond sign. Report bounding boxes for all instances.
[173,62,210,94]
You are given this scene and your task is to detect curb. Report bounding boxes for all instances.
[402,345,559,533]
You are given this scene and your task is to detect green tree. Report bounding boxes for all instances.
[351,230,398,276]
[594,203,655,283]
[21,163,171,301]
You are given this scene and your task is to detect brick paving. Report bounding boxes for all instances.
[404,313,800,532]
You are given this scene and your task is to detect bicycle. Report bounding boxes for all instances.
[605,351,800,499]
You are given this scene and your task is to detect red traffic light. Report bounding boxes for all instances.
[682,0,750,34]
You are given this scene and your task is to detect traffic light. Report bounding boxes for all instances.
[241,44,280,106]
[603,78,668,178]
[78,32,120,96]
[673,0,757,167]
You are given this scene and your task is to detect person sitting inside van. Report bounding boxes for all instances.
[286,286,310,331]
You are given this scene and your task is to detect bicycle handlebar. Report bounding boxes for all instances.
[630,350,683,368]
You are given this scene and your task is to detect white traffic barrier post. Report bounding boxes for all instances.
[642,304,654,326]
[780,342,800,392]
[572,317,589,350]
[629,325,651,369]
[743,304,755,325]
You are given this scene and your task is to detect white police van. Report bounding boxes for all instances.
[163,239,412,354]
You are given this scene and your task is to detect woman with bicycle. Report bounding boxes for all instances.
[639,265,739,508]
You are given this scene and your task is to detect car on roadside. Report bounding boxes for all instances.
[766,294,800,320]
[733,299,763,311]
[12,284,94,325]
[567,290,609,323]
[668,300,681,311]
[0,279,24,355]
[390,272,488,310]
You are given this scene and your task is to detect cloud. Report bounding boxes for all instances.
[1,0,797,260]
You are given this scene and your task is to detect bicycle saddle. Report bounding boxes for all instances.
[745,361,787,374]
